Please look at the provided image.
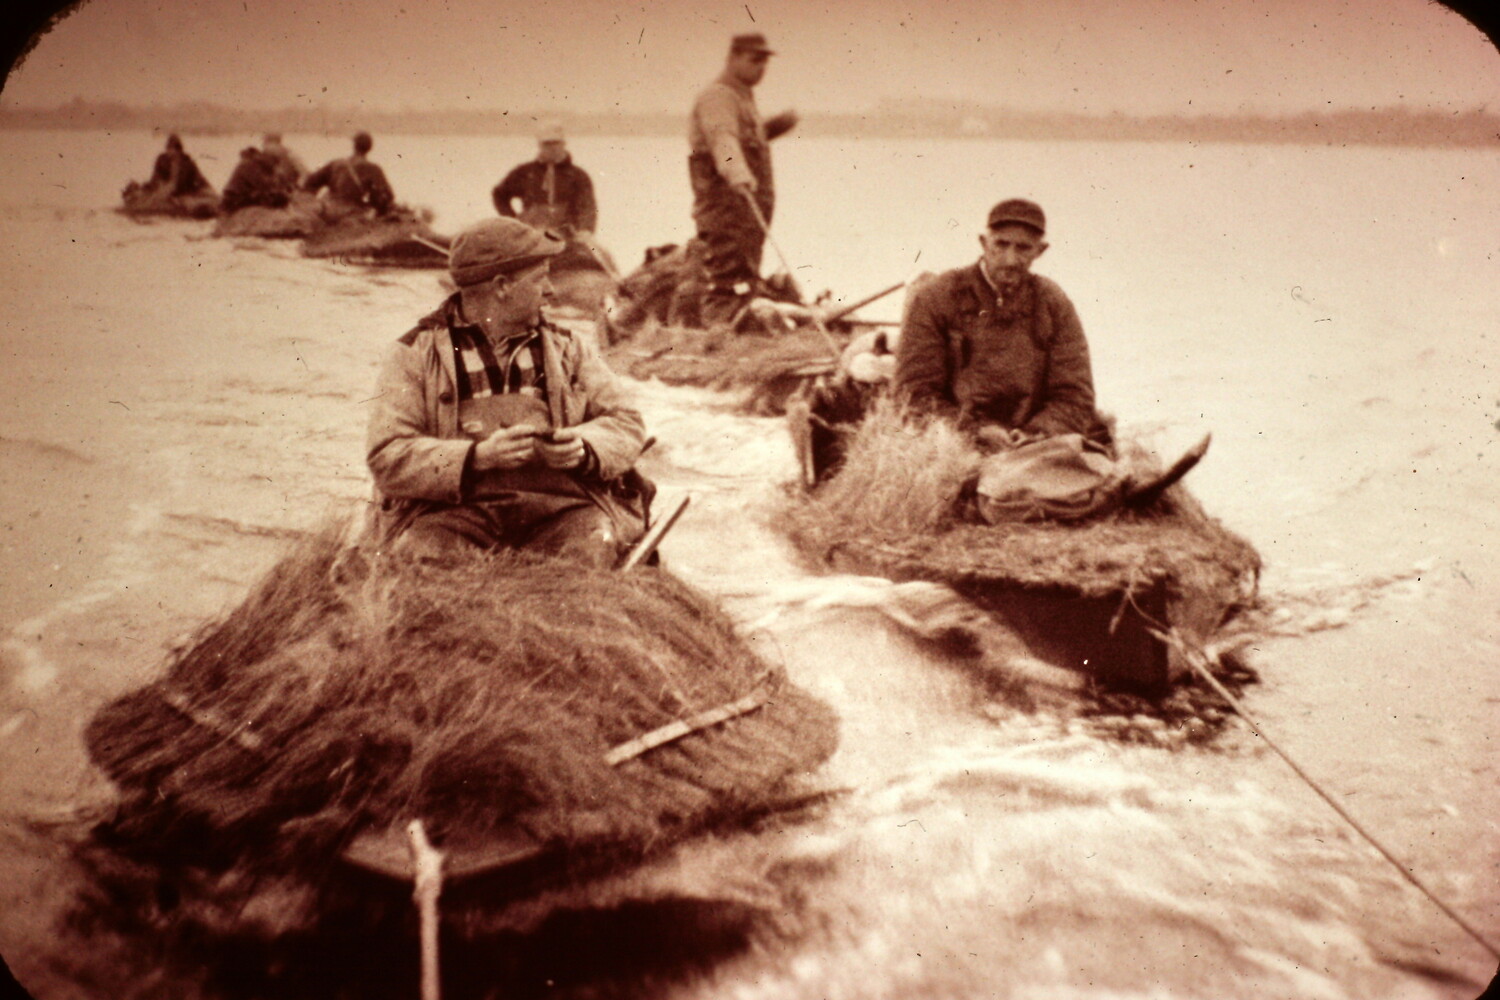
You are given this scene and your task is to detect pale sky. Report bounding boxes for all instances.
[2,0,1496,116]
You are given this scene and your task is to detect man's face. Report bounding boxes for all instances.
[490,263,554,325]
[729,49,769,86]
[537,140,567,163]
[980,224,1048,288]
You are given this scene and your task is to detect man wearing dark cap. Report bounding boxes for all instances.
[894,199,1109,446]
[688,32,799,328]
[365,217,649,566]
[304,131,396,221]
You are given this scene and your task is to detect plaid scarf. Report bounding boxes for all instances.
[450,325,547,401]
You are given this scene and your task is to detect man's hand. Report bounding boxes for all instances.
[976,425,1038,451]
[731,179,758,200]
[535,427,587,470]
[473,425,541,471]
[765,109,799,140]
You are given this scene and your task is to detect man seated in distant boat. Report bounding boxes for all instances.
[123,133,211,198]
[492,121,598,241]
[260,132,307,189]
[303,130,396,222]
[219,146,293,213]
[366,217,650,567]
[146,133,212,197]
[120,133,217,217]
[894,198,1112,450]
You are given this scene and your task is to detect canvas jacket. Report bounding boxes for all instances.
[894,264,1100,438]
[366,296,647,527]
[689,74,769,191]
[304,155,395,214]
[491,156,598,235]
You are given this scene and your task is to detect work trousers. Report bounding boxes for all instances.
[392,499,625,569]
[689,153,773,328]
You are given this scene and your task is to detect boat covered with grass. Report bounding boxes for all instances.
[598,241,898,414]
[72,515,838,994]
[117,183,220,221]
[781,399,1262,697]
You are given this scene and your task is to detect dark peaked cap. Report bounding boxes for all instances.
[987,198,1046,235]
[730,32,775,54]
[448,218,565,287]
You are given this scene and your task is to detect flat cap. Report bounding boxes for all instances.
[448,218,565,287]
[986,198,1046,235]
[730,32,775,55]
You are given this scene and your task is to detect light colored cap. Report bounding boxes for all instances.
[448,218,565,287]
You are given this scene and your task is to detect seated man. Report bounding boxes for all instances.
[146,133,212,197]
[366,218,650,567]
[491,121,598,239]
[893,198,1110,449]
[220,145,292,213]
[303,130,395,221]
[260,132,307,189]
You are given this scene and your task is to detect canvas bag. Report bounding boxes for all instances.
[975,433,1127,523]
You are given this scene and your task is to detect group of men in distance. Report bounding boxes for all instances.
[363,30,1105,566]
[132,130,396,220]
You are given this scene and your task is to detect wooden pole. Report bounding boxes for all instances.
[822,280,906,326]
[619,494,691,572]
[407,820,445,1000]
[739,191,842,360]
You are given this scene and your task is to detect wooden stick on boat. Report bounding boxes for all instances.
[410,234,451,256]
[740,192,842,361]
[602,685,772,765]
[618,493,691,571]
[822,280,906,326]
[407,820,445,1000]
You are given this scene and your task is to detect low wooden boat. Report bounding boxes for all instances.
[782,394,1260,693]
[298,207,451,269]
[117,183,219,220]
[209,191,324,239]
[74,515,838,994]
[599,243,901,415]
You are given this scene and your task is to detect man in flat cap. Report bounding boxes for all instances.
[894,199,1110,447]
[304,130,396,221]
[688,32,799,328]
[492,121,599,240]
[365,218,650,566]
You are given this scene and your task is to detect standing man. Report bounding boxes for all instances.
[366,218,650,567]
[894,199,1110,447]
[303,131,395,221]
[492,121,598,239]
[688,33,799,328]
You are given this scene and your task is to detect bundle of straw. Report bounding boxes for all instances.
[86,521,838,871]
[780,403,1259,602]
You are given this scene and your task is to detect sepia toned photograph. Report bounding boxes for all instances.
[0,1,1496,997]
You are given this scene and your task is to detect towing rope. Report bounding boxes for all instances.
[1165,630,1500,961]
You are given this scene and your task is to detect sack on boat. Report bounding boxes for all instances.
[974,433,1127,523]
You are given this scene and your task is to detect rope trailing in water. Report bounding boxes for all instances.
[1168,632,1500,961]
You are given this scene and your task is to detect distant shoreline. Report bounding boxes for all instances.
[2,100,1496,148]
